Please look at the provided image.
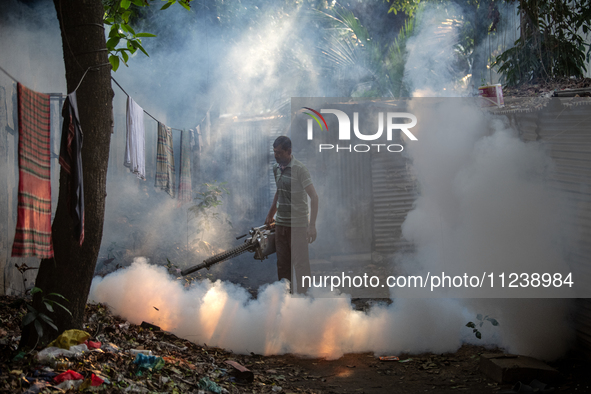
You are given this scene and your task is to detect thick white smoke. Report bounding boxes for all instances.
[90,100,576,361]
[402,100,571,279]
[400,99,575,359]
[403,4,466,97]
[90,258,478,359]
[398,3,576,360]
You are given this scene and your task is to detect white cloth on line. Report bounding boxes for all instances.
[124,96,146,180]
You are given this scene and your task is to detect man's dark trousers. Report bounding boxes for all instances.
[275,225,311,294]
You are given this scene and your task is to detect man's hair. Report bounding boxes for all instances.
[273,136,292,151]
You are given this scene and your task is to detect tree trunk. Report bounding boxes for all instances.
[20,0,112,348]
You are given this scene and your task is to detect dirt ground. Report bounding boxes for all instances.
[258,346,501,394]
[255,346,591,394]
[2,295,591,394]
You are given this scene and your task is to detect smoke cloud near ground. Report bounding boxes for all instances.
[90,258,483,359]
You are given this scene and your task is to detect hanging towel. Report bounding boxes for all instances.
[177,129,192,204]
[59,91,84,246]
[190,128,196,148]
[11,83,54,258]
[0,86,7,128]
[124,96,145,180]
[155,122,175,198]
[0,82,16,132]
[7,82,15,130]
[196,125,202,153]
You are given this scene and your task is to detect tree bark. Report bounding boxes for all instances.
[21,0,113,348]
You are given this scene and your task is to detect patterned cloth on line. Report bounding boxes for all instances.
[155,122,175,198]
[11,83,54,258]
[124,96,146,180]
[177,128,192,204]
[59,91,84,246]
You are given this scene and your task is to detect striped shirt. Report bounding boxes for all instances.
[273,156,313,227]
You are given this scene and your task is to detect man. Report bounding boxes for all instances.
[265,136,318,294]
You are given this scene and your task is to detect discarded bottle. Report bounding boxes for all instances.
[128,349,153,356]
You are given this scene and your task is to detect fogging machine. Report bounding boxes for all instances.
[180,223,276,276]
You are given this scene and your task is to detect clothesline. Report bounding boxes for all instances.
[0,64,196,134]
[0,64,18,85]
[109,76,186,133]
[2,62,195,260]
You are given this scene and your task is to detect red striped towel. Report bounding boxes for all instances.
[11,83,54,258]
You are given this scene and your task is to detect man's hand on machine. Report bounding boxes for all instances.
[265,215,275,226]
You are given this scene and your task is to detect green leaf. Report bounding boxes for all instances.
[135,41,149,57]
[22,312,37,326]
[34,319,44,338]
[120,0,132,10]
[105,17,115,24]
[31,287,42,295]
[180,1,191,11]
[476,314,483,321]
[26,304,36,312]
[160,1,174,10]
[475,331,481,340]
[487,318,499,326]
[127,41,137,54]
[37,313,54,324]
[44,301,54,313]
[465,322,475,328]
[50,301,73,316]
[47,293,69,302]
[107,37,121,50]
[132,0,146,6]
[122,50,129,64]
[136,33,157,38]
[109,55,120,71]
[38,314,58,331]
[45,319,58,331]
[125,24,136,35]
[122,11,132,23]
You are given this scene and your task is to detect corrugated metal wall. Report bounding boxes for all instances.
[214,117,284,228]
[371,150,416,254]
[512,98,591,357]
[314,144,374,256]
[268,121,284,203]
[296,117,375,258]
